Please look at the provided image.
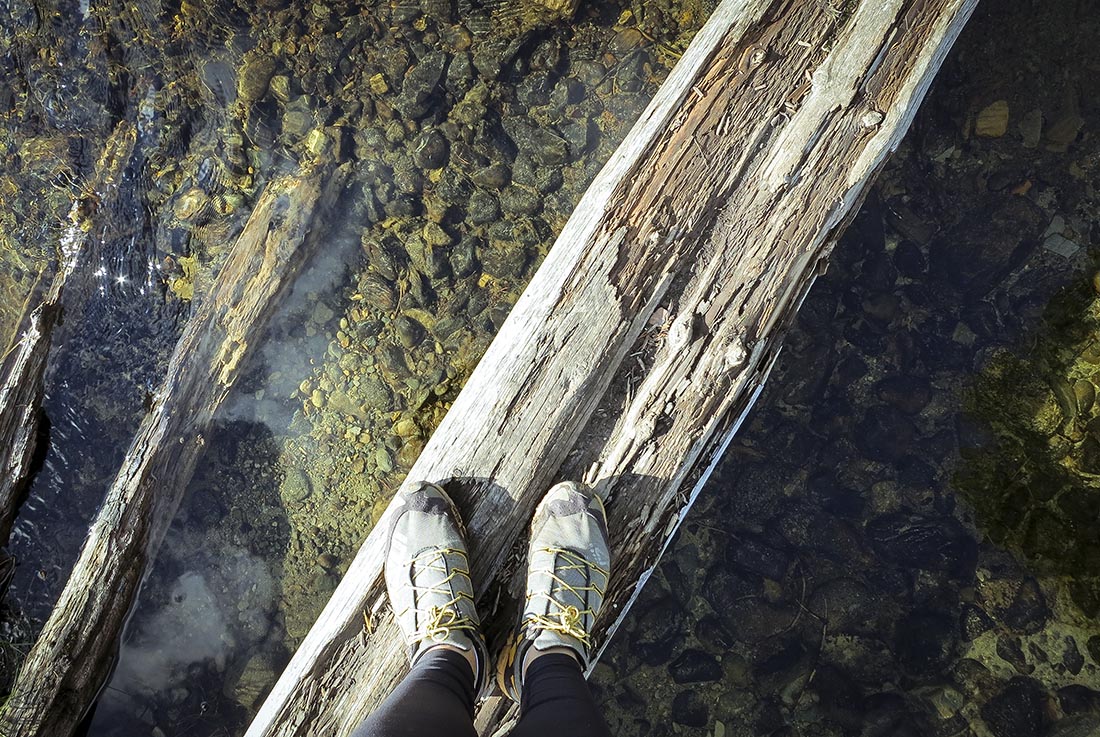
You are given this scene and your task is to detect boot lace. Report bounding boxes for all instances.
[523,546,608,651]
[399,547,479,647]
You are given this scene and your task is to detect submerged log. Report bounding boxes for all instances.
[249,0,977,735]
[0,122,135,556]
[0,160,347,736]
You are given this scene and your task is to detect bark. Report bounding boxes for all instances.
[0,160,347,737]
[247,0,978,735]
[0,122,135,553]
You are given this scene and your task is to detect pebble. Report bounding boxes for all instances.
[311,301,335,325]
[1047,715,1100,737]
[502,118,569,166]
[669,649,722,684]
[892,240,926,277]
[393,418,419,438]
[173,188,209,221]
[283,107,314,139]
[499,186,542,216]
[1062,637,1085,675]
[360,274,397,310]
[448,238,479,278]
[412,129,449,169]
[375,447,395,473]
[1001,578,1049,635]
[894,607,958,677]
[854,405,917,462]
[470,163,510,189]
[671,690,709,728]
[237,55,277,103]
[629,595,684,664]
[928,194,1043,299]
[327,390,365,419]
[422,222,452,248]
[281,469,313,504]
[467,190,500,224]
[867,512,978,577]
[396,51,447,119]
[1074,379,1095,416]
[395,315,426,348]
[874,375,932,415]
[1043,233,1080,259]
[961,604,995,640]
[359,376,394,410]
[975,100,1009,137]
[1045,112,1085,152]
[980,677,1046,737]
[270,74,291,103]
[1018,108,1042,147]
[694,616,735,651]
[726,533,789,580]
[479,242,527,280]
[396,438,424,467]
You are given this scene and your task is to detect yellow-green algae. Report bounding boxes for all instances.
[955,276,1100,622]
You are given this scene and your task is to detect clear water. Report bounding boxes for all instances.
[3,1,1099,736]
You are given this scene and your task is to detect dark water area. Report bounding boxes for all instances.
[1,0,1098,735]
[587,2,1100,736]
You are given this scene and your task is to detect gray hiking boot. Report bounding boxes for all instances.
[497,481,611,702]
[384,481,490,696]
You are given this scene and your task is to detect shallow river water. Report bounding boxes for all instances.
[2,0,1099,736]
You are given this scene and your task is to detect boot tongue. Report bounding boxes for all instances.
[528,548,592,658]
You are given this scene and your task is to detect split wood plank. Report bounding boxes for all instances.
[0,160,347,737]
[249,0,978,735]
[0,122,135,555]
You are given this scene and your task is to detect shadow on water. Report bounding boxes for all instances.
[955,277,1100,618]
[90,417,291,737]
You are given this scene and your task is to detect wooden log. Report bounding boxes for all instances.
[0,160,348,736]
[0,122,135,555]
[248,0,977,735]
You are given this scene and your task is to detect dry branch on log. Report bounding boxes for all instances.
[248,0,978,735]
[0,122,135,556]
[0,160,348,737]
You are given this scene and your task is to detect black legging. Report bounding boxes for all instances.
[350,649,612,737]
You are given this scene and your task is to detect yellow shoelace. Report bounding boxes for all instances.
[399,547,479,646]
[523,546,609,650]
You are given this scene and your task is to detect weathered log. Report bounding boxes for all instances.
[0,122,135,554]
[0,160,347,736]
[249,0,977,735]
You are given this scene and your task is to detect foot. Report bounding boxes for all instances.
[384,481,490,697]
[497,481,611,702]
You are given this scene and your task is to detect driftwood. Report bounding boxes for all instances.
[0,160,347,736]
[248,0,978,735]
[0,122,135,567]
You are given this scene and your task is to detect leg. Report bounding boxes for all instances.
[509,652,612,737]
[497,481,612,733]
[349,647,477,737]
[357,481,491,736]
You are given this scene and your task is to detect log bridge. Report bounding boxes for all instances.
[0,0,977,734]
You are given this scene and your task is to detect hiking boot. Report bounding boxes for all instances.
[385,481,491,697]
[497,481,611,702]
